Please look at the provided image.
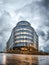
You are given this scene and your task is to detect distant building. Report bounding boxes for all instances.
[6,21,38,51]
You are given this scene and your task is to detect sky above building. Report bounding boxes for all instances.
[0,0,49,52]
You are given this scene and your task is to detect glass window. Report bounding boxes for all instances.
[15,32,33,35]
[15,36,33,39]
[15,28,32,32]
[15,40,32,43]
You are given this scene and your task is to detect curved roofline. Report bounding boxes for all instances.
[17,20,31,26]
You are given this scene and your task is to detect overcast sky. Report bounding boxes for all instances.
[0,0,49,52]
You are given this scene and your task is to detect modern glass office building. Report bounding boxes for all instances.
[6,21,38,51]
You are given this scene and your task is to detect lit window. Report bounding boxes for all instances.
[15,32,32,36]
[15,36,32,39]
[15,40,32,43]
[15,28,32,32]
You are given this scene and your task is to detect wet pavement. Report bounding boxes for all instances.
[0,53,49,65]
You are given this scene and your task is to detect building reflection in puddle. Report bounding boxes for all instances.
[6,54,38,65]
[3,54,6,64]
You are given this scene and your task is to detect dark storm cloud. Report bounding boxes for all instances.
[43,0,49,8]
[38,30,45,37]
[47,31,49,40]
[44,44,49,53]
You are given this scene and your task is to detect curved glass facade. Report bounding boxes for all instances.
[7,21,38,51]
[13,21,37,47]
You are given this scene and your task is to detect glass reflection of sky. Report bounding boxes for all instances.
[0,53,6,64]
[3,54,6,64]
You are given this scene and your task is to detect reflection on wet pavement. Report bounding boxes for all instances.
[0,53,49,65]
[6,54,38,65]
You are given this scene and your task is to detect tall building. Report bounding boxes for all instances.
[6,21,38,51]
